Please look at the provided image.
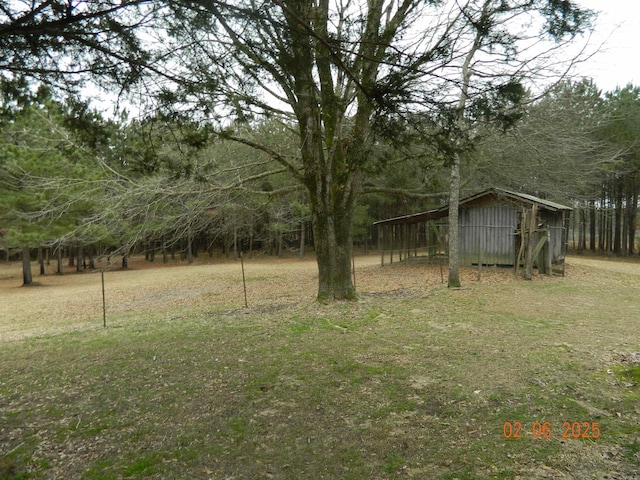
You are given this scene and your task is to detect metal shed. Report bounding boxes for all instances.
[374,188,572,275]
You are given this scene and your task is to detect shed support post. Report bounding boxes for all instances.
[404,224,409,261]
[545,227,552,276]
[524,203,537,280]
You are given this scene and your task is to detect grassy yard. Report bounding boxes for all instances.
[1,255,639,479]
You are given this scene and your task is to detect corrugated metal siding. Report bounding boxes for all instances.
[375,193,568,268]
[544,213,566,262]
[459,204,517,265]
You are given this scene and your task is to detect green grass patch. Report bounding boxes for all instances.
[617,365,640,384]
[622,439,640,466]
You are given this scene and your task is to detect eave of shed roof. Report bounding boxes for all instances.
[372,208,446,226]
[463,187,573,212]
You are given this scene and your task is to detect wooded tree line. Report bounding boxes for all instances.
[3,79,640,284]
[474,80,640,257]
[0,92,428,271]
[2,0,627,296]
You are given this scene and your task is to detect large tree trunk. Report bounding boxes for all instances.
[296,90,360,300]
[447,155,462,288]
[22,246,33,286]
[76,245,83,272]
[303,124,360,301]
[599,187,606,252]
[57,246,63,274]
[577,206,584,253]
[38,245,45,275]
[311,200,356,302]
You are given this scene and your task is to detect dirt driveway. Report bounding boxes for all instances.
[567,254,640,275]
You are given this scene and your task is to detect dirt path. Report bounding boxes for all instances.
[567,254,640,275]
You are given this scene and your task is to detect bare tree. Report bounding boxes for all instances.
[411,1,593,287]
[474,80,622,203]
[150,0,593,299]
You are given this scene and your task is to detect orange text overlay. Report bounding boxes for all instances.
[503,421,600,440]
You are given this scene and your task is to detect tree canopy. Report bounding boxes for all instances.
[1,0,609,297]
[0,0,163,96]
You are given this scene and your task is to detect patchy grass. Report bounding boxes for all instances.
[0,255,639,479]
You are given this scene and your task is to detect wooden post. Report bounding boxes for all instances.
[545,227,552,276]
[477,230,482,281]
[404,223,409,261]
[515,208,525,277]
[524,203,537,280]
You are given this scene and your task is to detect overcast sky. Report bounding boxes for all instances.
[572,1,640,92]
[90,2,639,117]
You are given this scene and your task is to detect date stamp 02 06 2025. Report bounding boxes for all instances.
[502,421,601,440]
